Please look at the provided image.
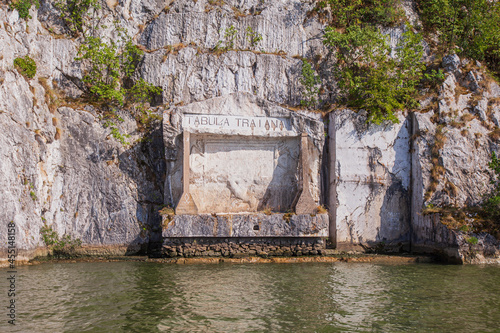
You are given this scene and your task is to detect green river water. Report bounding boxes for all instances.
[1,261,500,332]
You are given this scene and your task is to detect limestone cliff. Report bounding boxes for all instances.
[0,0,498,264]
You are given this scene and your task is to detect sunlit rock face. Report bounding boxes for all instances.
[1,0,500,263]
[332,110,412,251]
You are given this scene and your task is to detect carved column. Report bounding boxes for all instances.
[294,132,317,214]
[175,131,198,215]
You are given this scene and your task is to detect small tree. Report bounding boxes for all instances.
[300,61,321,109]
[54,0,100,36]
[76,26,159,106]
[324,24,425,124]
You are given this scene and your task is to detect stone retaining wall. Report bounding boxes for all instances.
[162,237,326,258]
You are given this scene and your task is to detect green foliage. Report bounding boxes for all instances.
[76,26,160,107]
[128,79,163,105]
[9,0,39,19]
[417,0,500,76]
[245,26,263,48]
[316,0,405,28]
[30,191,37,201]
[76,35,128,105]
[40,224,82,256]
[488,151,500,176]
[103,120,130,145]
[482,152,500,222]
[319,0,428,124]
[324,24,425,124]
[422,68,446,88]
[14,55,37,79]
[75,19,162,145]
[215,25,263,52]
[40,224,58,246]
[300,60,321,109]
[53,0,100,35]
[467,236,478,245]
[224,25,238,50]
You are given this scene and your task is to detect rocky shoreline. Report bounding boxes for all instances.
[21,252,434,267]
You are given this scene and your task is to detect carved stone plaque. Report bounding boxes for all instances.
[163,93,325,216]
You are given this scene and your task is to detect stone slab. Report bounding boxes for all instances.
[162,214,329,237]
[182,114,296,137]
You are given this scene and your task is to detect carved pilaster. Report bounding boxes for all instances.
[294,132,317,214]
[175,131,198,215]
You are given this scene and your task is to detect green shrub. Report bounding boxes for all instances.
[416,0,500,77]
[318,1,428,124]
[467,236,478,245]
[224,25,238,50]
[9,0,39,19]
[300,60,321,109]
[127,78,163,105]
[245,26,262,48]
[40,223,82,257]
[75,21,162,144]
[324,24,425,124]
[14,55,37,79]
[53,0,100,35]
[103,120,130,145]
[316,0,405,29]
[76,27,160,106]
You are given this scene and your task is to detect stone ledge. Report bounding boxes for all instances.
[162,213,328,237]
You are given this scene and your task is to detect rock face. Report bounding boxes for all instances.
[0,0,499,264]
[0,5,165,262]
[163,213,328,238]
[332,110,412,251]
[411,56,500,263]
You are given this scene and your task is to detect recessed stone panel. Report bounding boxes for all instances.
[189,135,299,213]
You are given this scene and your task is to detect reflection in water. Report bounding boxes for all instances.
[326,264,391,331]
[1,262,500,332]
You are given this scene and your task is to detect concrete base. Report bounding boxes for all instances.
[162,213,328,237]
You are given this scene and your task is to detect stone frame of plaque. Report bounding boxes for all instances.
[163,93,325,217]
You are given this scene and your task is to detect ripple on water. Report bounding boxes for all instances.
[1,262,500,332]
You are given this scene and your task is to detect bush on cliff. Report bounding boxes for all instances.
[416,0,500,77]
[53,0,100,36]
[320,0,427,124]
[9,0,39,19]
[76,26,161,107]
[14,55,37,78]
[40,224,82,257]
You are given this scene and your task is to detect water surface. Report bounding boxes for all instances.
[2,261,500,332]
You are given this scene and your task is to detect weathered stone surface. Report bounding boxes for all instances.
[162,214,329,237]
[333,109,411,250]
[410,56,500,262]
[442,54,461,73]
[138,2,324,57]
[162,237,326,258]
[1,0,500,264]
[0,7,165,263]
[140,49,306,106]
